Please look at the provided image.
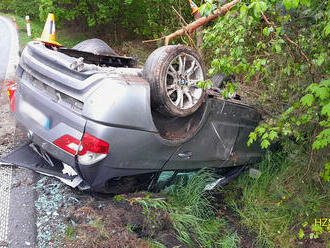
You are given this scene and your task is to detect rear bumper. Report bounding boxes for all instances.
[15,75,86,167]
[0,143,76,180]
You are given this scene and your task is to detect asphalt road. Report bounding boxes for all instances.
[0,16,37,248]
[0,19,11,81]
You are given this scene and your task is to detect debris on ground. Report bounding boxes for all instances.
[249,168,262,179]
[33,177,186,248]
[34,177,83,248]
[62,193,184,248]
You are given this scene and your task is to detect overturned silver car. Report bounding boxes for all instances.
[1,39,263,193]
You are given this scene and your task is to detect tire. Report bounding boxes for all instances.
[143,45,206,117]
[210,73,236,88]
[72,38,118,56]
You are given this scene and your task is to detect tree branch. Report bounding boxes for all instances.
[143,0,241,45]
[260,11,311,67]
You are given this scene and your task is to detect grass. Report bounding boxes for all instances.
[137,147,329,248]
[148,240,167,248]
[228,149,330,247]
[64,226,76,241]
[136,171,241,248]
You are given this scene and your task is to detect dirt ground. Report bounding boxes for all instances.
[62,193,185,248]
[0,84,16,157]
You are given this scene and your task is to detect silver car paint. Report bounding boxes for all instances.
[13,41,263,191]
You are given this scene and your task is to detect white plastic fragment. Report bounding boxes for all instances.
[249,168,262,179]
[62,163,78,177]
[204,177,226,191]
[59,176,83,188]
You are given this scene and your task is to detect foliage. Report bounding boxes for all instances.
[0,0,193,38]
[113,195,123,202]
[135,171,240,247]
[320,162,330,182]
[0,12,88,48]
[230,150,329,247]
[64,226,75,240]
[198,79,214,90]
[0,0,40,18]
[201,0,330,175]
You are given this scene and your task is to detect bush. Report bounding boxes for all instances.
[37,0,193,38]
[0,0,40,18]
[1,0,193,38]
[202,0,329,176]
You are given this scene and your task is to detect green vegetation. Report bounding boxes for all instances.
[231,150,329,247]
[200,1,330,244]
[1,12,156,63]
[0,0,194,39]
[64,226,75,240]
[135,172,241,248]
[201,0,329,174]
[137,158,329,247]
[1,0,329,246]
[0,12,88,48]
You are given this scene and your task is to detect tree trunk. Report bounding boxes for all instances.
[142,0,241,45]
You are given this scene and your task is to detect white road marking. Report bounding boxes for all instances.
[2,16,19,81]
[0,167,12,244]
[0,15,19,246]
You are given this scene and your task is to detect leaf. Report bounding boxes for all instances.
[324,21,330,36]
[302,221,308,227]
[263,27,270,36]
[312,128,330,150]
[311,224,323,234]
[113,195,122,202]
[252,1,268,19]
[292,0,299,8]
[249,132,257,141]
[320,79,330,88]
[300,94,314,107]
[298,229,305,239]
[253,3,261,18]
[320,162,330,182]
[274,44,282,54]
[258,1,268,11]
[247,138,254,147]
[257,127,266,136]
[321,102,330,117]
[309,233,316,239]
[262,132,269,139]
[310,86,329,100]
[283,0,292,10]
[240,5,248,19]
[300,0,310,7]
[269,131,278,140]
[261,139,270,149]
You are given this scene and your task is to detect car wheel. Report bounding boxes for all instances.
[143,45,206,117]
[72,38,118,56]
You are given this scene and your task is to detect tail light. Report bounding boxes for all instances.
[53,133,109,165]
[53,135,80,155]
[78,133,109,165]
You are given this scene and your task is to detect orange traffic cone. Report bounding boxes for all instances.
[188,0,199,15]
[37,13,62,46]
